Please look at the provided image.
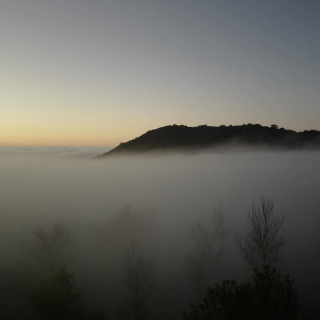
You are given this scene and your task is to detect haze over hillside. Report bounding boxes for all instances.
[98,124,320,157]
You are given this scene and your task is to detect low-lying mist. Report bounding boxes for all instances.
[0,149,319,319]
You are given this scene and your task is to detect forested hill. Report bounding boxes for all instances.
[98,124,320,157]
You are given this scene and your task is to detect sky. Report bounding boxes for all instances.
[1,0,319,146]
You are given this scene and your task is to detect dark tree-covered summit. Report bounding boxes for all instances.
[98,124,320,157]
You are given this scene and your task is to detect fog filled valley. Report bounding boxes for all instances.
[0,148,319,319]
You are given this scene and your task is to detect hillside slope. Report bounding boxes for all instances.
[98,124,320,157]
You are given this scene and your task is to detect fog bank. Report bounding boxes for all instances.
[0,149,319,319]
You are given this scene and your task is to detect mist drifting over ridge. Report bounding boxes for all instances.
[0,148,320,319]
[98,124,320,157]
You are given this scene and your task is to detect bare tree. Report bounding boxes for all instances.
[238,197,285,270]
[186,210,226,295]
[122,238,156,320]
[33,222,72,273]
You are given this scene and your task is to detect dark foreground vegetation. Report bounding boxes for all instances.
[31,265,107,320]
[184,265,300,320]
[183,197,304,320]
[0,197,311,319]
[98,124,320,157]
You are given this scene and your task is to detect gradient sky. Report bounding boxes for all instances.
[1,0,319,146]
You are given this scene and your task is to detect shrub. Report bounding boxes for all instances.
[183,265,301,320]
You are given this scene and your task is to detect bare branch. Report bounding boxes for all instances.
[123,238,156,320]
[238,197,285,270]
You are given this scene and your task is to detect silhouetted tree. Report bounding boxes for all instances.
[186,211,226,295]
[30,266,107,320]
[30,265,85,320]
[121,239,156,320]
[183,265,301,320]
[252,265,299,319]
[238,197,285,270]
[33,222,72,273]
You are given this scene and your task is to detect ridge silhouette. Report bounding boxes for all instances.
[98,124,320,157]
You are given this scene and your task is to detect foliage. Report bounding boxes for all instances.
[183,265,301,320]
[252,265,299,319]
[30,265,85,320]
[30,265,107,320]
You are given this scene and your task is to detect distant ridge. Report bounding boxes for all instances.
[97,124,320,157]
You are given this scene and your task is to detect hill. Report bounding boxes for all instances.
[97,124,320,157]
